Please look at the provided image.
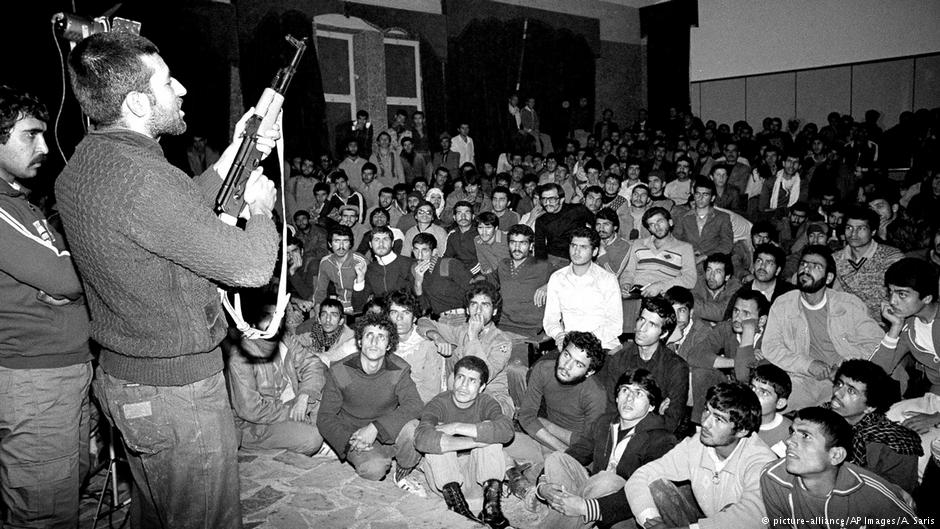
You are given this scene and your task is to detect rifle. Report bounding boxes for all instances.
[215,34,307,222]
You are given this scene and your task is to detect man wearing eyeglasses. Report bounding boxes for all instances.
[762,245,883,410]
[533,183,594,270]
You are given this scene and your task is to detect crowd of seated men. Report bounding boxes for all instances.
[227,104,940,528]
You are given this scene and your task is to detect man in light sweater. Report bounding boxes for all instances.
[625,382,776,529]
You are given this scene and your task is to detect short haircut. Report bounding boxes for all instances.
[833,359,898,413]
[0,86,49,143]
[844,205,880,232]
[387,288,422,318]
[453,200,474,215]
[866,186,900,206]
[693,176,716,195]
[330,169,349,183]
[615,369,664,412]
[790,201,810,214]
[563,331,606,373]
[354,313,399,354]
[292,209,310,221]
[540,183,564,197]
[454,355,490,385]
[412,232,438,250]
[369,207,390,225]
[884,257,939,300]
[675,155,693,167]
[356,110,369,119]
[583,159,603,173]
[750,363,792,400]
[361,297,387,315]
[584,185,604,198]
[314,182,331,194]
[734,289,770,318]
[751,220,779,242]
[663,286,694,310]
[320,297,345,316]
[463,281,503,325]
[370,225,394,242]
[476,211,498,227]
[68,32,160,127]
[568,225,601,250]
[705,382,762,435]
[642,206,672,230]
[491,185,511,200]
[594,208,620,230]
[640,296,678,341]
[507,224,534,243]
[704,252,734,277]
[329,225,354,245]
[362,162,377,174]
[801,244,837,277]
[753,243,785,269]
[792,407,853,452]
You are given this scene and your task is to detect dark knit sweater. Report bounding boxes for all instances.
[0,180,91,368]
[414,391,513,454]
[534,204,594,260]
[56,129,278,385]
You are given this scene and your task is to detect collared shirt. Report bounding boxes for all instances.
[543,263,624,349]
[474,230,510,276]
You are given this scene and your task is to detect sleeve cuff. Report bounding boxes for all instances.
[583,498,601,522]
[880,335,900,348]
[637,508,660,526]
[353,278,365,291]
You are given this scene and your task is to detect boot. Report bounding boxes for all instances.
[479,479,511,529]
[442,482,482,524]
[504,462,532,498]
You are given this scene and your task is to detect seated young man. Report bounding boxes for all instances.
[624,382,776,529]
[295,298,357,366]
[532,369,677,529]
[598,296,689,434]
[316,313,424,487]
[761,407,925,528]
[826,359,922,492]
[411,232,473,324]
[387,289,446,404]
[414,356,514,528]
[690,252,740,325]
[227,308,327,456]
[510,331,608,479]
[874,258,940,482]
[311,225,367,314]
[417,281,514,417]
[749,363,791,457]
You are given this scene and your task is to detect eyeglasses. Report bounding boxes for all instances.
[541,196,561,203]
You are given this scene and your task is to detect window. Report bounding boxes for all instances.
[384,32,422,125]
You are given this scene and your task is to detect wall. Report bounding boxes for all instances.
[690,53,940,131]
[690,0,940,82]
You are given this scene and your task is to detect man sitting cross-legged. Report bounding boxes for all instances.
[414,356,514,528]
[531,369,677,529]
[625,382,776,529]
[316,313,424,488]
[761,407,925,528]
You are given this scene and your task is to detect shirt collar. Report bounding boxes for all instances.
[374,252,398,266]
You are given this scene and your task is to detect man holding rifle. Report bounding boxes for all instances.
[56,32,280,528]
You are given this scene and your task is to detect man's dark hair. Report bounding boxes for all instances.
[833,359,899,414]
[844,205,880,232]
[594,208,620,231]
[754,243,785,270]
[792,407,853,452]
[615,369,663,413]
[362,162,377,174]
[568,225,601,250]
[663,286,694,310]
[314,182,331,195]
[370,225,394,242]
[642,206,672,230]
[704,252,734,277]
[507,224,534,243]
[884,257,939,301]
[705,382,762,435]
[292,209,310,221]
[801,244,837,277]
[454,355,490,385]
[865,186,900,207]
[693,176,716,196]
[750,363,792,400]
[563,331,606,373]
[0,86,49,144]
[356,110,369,119]
[751,220,779,243]
[320,297,345,317]
[734,289,770,318]
[354,312,398,355]
[330,169,349,183]
[583,159,603,173]
[491,185,511,200]
[463,281,502,325]
[412,231,438,250]
[387,288,422,319]
[640,296,678,341]
[67,32,160,127]
[540,183,564,198]
[584,185,604,198]
[453,200,474,215]
[369,207,390,226]
[329,225,354,246]
[476,211,498,227]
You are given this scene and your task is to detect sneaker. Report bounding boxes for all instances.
[396,473,428,498]
[314,444,336,458]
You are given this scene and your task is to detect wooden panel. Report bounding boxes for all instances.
[852,59,914,129]
[914,54,940,111]
[795,66,851,129]
[745,72,795,132]
[699,78,745,128]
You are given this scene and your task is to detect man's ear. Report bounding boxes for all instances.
[829,446,848,466]
[775,397,788,412]
[123,91,150,119]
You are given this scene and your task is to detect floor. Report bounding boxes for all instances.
[79,448,544,529]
